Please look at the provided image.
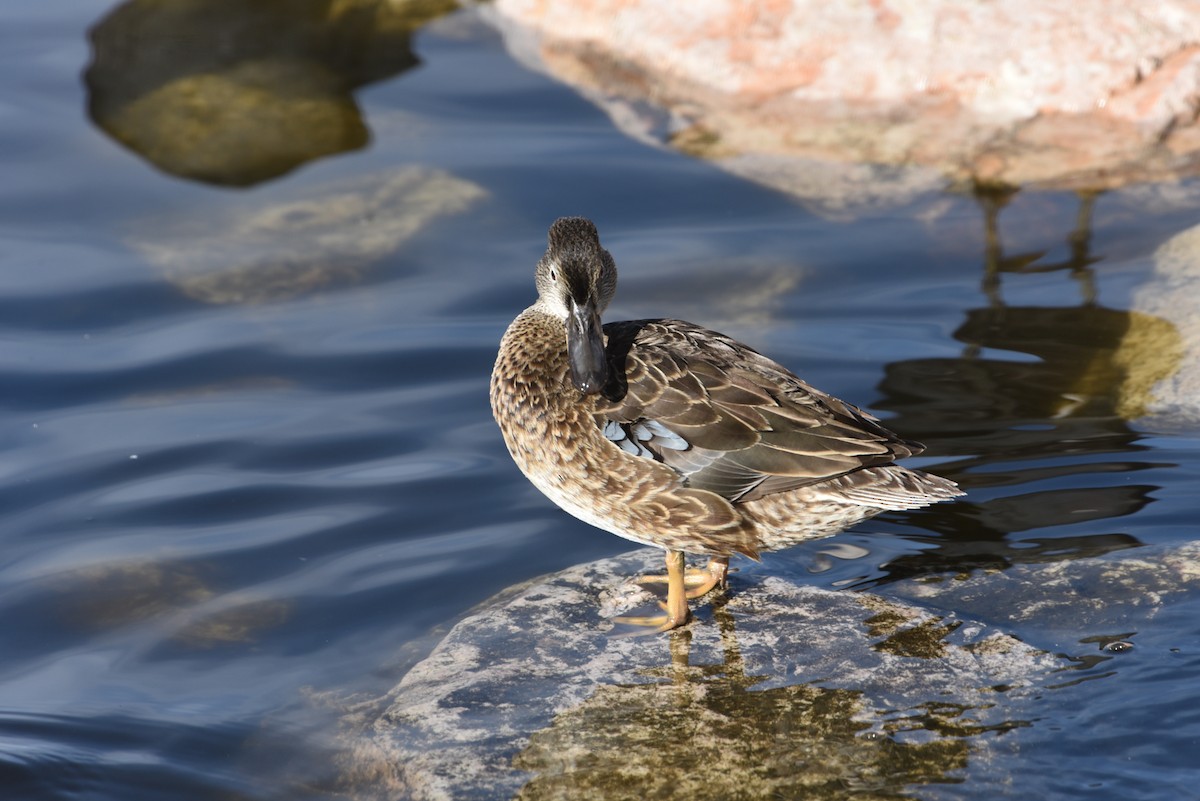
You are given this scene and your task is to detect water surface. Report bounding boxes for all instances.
[2,2,1199,799]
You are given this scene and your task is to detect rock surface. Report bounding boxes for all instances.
[883,541,1200,645]
[372,549,1062,801]
[1133,223,1200,431]
[489,0,1200,212]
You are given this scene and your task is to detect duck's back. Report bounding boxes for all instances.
[594,319,960,517]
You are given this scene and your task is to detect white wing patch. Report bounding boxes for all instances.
[603,418,689,459]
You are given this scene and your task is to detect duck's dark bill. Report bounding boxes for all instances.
[567,297,607,394]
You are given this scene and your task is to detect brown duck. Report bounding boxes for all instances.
[491,217,962,631]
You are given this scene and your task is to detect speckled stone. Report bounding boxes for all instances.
[372,549,1062,801]
[884,541,1200,645]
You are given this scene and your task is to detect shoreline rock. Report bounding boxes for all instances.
[1133,223,1200,431]
[372,549,1062,800]
[487,1,1200,212]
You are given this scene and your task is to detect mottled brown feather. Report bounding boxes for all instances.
[595,319,922,502]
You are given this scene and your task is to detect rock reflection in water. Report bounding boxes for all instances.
[862,189,1180,584]
[85,0,456,186]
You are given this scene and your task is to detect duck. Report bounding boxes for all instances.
[490,217,962,632]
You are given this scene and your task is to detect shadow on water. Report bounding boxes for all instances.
[84,0,457,187]
[859,188,1181,586]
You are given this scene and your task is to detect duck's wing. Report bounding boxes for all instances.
[595,319,924,503]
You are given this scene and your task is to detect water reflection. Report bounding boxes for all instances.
[976,184,1101,307]
[85,0,456,186]
[512,597,1023,800]
[865,189,1180,584]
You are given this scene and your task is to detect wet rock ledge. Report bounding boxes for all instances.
[372,549,1062,801]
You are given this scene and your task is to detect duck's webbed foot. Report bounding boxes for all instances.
[613,552,731,634]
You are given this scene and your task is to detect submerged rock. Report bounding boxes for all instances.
[884,540,1200,645]
[127,165,485,304]
[49,559,290,648]
[373,549,1060,801]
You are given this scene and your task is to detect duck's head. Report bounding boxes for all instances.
[534,217,618,395]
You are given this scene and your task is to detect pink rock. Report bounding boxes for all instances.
[490,0,1200,210]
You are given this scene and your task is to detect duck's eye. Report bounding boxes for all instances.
[549,269,558,282]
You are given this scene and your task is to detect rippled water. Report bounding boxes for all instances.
[3,2,1200,799]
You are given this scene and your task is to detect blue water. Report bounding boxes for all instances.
[2,2,1199,799]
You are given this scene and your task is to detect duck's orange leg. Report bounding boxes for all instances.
[614,549,692,633]
[636,555,729,599]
